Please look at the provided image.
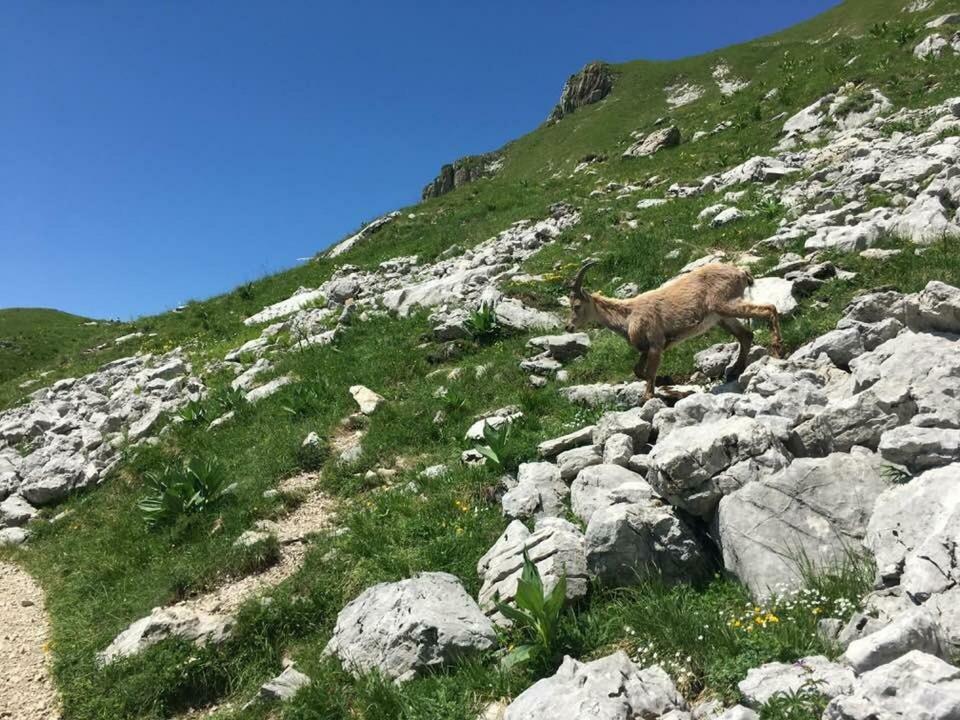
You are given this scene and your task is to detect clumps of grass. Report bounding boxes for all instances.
[754,196,784,220]
[610,561,871,702]
[235,282,256,302]
[760,681,829,719]
[495,551,568,672]
[222,533,281,579]
[178,386,247,427]
[465,303,499,341]
[833,87,876,118]
[138,457,236,528]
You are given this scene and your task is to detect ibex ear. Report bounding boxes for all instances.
[568,259,598,297]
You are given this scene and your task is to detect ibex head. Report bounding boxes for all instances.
[566,259,598,331]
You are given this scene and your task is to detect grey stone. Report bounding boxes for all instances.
[259,666,311,702]
[527,333,591,362]
[324,572,495,682]
[537,426,595,459]
[503,651,684,720]
[477,517,588,624]
[879,425,960,472]
[0,527,28,546]
[0,494,37,528]
[623,126,681,158]
[647,416,790,519]
[245,375,295,403]
[98,607,233,666]
[843,606,951,673]
[694,342,767,380]
[717,452,890,597]
[602,433,634,467]
[571,464,655,523]
[739,655,855,708]
[585,500,710,586]
[866,464,960,598]
[501,461,567,520]
[557,445,603,481]
[593,408,652,445]
[824,650,960,719]
[560,381,649,408]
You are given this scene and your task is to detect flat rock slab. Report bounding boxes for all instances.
[739,655,854,708]
[324,572,495,681]
[97,606,234,666]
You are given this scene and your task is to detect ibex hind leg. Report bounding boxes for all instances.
[717,301,782,358]
[718,318,754,379]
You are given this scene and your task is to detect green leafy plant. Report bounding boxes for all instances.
[881,464,913,484]
[178,399,208,426]
[474,420,511,469]
[464,303,499,341]
[759,681,828,719]
[138,457,236,528]
[236,282,256,301]
[754,196,784,220]
[893,22,920,48]
[494,551,567,671]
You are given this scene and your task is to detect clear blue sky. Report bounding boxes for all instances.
[0,1,839,320]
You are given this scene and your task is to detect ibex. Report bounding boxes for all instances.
[566,261,782,401]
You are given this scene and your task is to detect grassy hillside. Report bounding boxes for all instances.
[3,0,960,718]
[0,308,126,387]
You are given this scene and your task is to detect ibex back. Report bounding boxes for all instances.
[566,261,782,401]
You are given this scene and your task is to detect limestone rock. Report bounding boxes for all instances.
[349,385,384,415]
[259,666,311,702]
[585,500,710,586]
[548,62,614,123]
[718,452,890,597]
[623,126,681,159]
[647,416,790,519]
[571,464,656,523]
[843,606,951,673]
[824,650,960,719]
[324,572,495,681]
[504,651,684,720]
[477,517,588,624]
[739,655,855,708]
[866,464,960,597]
[98,607,233,666]
[501,462,567,520]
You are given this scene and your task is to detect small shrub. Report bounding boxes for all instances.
[178,399,207,426]
[754,197,784,220]
[759,681,828,719]
[893,22,920,48]
[494,551,567,671]
[474,420,511,469]
[138,457,236,529]
[868,21,888,39]
[236,282,256,301]
[465,303,499,341]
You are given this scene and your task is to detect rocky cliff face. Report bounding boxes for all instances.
[547,61,614,123]
[421,152,503,200]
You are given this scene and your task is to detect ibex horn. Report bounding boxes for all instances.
[569,259,598,294]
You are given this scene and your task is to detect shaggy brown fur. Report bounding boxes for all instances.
[566,261,782,400]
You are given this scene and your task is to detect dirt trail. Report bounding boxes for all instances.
[0,561,59,720]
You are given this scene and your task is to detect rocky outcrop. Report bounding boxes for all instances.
[421,152,503,200]
[739,655,854,708]
[547,62,614,123]
[0,351,202,533]
[324,572,495,681]
[97,607,233,667]
[326,211,401,258]
[623,126,681,159]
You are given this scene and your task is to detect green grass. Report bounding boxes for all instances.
[0,308,126,387]
[4,0,960,717]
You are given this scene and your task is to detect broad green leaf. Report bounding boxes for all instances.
[500,644,537,671]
